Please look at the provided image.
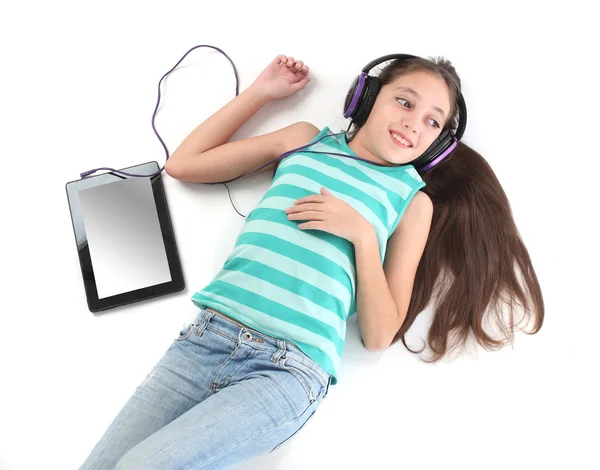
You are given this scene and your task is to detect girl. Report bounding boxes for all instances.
[80,53,544,469]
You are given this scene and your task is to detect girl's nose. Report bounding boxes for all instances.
[402,118,418,133]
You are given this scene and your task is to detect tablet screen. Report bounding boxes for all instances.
[78,177,172,299]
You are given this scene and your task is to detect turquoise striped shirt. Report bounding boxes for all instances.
[192,126,426,385]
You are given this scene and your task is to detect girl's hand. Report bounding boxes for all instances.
[284,187,373,245]
[250,54,311,101]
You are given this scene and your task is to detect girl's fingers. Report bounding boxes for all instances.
[274,55,309,75]
[273,54,309,75]
[297,63,309,75]
[288,210,326,221]
[286,202,322,213]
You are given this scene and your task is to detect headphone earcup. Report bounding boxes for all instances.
[352,76,380,127]
[410,129,454,169]
[343,75,360,118]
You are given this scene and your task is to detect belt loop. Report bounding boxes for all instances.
[203,308,215,323]
[280,339,287,357]
[272,339,286,363]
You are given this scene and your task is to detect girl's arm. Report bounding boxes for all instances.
[355,191,434,351]
[165,54,316,183]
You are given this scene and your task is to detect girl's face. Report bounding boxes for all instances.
[349,71,452,166]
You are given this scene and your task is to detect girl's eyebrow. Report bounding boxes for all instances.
[394,86,447,121]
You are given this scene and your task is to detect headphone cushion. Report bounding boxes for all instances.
[410,129,454,168]
[353,76,380,127]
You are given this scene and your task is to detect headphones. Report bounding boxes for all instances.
[343,53,467,172]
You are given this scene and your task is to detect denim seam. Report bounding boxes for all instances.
[186,398,320,470]
[217,345,255,388]
[286,355,328,391]
[283,346,329,386]
[270,406,318,452]
[280,356,315,405]
[210,342,243,391]
[204,325,238,343]
[195,318,210,338]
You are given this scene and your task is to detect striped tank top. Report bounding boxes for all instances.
[192,126,426,385]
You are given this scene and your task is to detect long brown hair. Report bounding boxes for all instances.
[347,57,544,362]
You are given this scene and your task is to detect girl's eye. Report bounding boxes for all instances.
[397,98,440,129]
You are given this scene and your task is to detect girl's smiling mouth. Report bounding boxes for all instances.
[389,130,414,148]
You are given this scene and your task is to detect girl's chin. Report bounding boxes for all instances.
[387,146,416,164]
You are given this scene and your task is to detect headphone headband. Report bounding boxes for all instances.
[361,53,420,73]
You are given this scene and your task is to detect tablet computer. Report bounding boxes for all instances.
[66,161,185,312]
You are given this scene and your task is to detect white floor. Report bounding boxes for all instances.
[2,2,598,468]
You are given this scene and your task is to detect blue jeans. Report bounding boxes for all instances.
[79,307,332,469]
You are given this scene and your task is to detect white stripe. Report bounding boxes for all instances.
[226,242,352,312]
[238,219,356,293]
[256,195,388,264]
[217,268,346,341]
[268,173,386,236]
[278,154,398,220]
[405,166,421,181]
[312,141,415,199]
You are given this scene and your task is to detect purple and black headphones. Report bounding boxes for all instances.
[343,53,467,172]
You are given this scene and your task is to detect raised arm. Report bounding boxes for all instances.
[165,55,318,183]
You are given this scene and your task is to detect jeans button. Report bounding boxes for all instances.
[242,332,252,341]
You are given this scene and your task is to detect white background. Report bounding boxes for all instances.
[1,0,598,469]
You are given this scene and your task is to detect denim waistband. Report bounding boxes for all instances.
[197,307,331,389]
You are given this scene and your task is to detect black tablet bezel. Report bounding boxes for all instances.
[65,161,185,312]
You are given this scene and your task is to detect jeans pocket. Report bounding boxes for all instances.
[278,356,324,406]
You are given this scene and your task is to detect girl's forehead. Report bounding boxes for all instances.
[387,72,452,116]
[389,71,445,91]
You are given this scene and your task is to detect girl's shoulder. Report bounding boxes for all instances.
[280,121,321,154]
[273,121,321,173]
[284,121,321,151]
